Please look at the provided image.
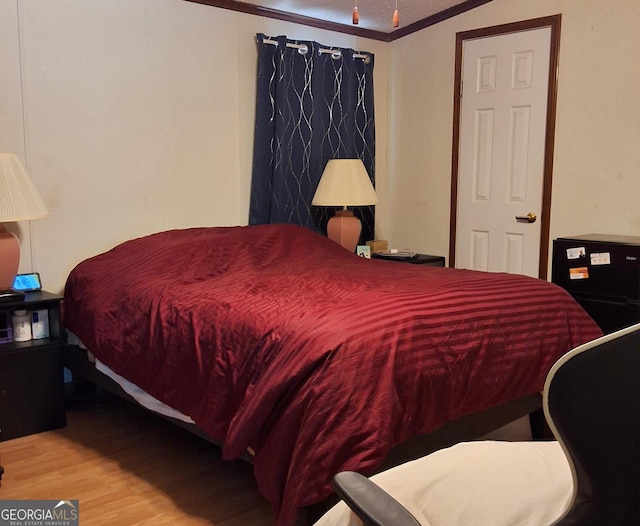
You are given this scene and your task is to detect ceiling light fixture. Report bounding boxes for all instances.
[351,0,399,27]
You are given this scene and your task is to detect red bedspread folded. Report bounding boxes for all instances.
[63,224,602,524]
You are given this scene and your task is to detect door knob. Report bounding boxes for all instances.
[515,212,537,223]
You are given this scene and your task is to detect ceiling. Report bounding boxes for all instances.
[187,0,494,41]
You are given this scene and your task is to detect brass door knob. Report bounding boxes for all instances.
[515,212,537,223]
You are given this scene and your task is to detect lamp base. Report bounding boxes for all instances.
[0,225,20,291]
[327,210,362,253]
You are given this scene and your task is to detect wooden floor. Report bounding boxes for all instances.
[0,396,274,525]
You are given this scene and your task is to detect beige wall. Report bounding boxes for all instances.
[0,0,389,293]
[2,0,639,292]
[388,0,640,273]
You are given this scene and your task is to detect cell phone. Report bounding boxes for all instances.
[13,272,42,292]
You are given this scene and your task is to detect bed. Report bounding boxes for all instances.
[61,223,602,524]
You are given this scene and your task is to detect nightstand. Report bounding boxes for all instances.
[372,253,446,267]
[406,254,446,266]
[0,291,66,441]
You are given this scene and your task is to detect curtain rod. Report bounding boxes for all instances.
[262,37,371,63]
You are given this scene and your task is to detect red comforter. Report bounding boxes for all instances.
[63,224,602,524]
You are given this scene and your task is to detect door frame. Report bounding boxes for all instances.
[449,15,562,279]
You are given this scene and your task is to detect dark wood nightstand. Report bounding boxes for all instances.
[406,254,446,266]
[372,253,446,267]
[0,291,66,441]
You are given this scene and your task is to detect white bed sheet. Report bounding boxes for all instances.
[68,330,194,424]
[95,359,195,424]
[315,441,573,526]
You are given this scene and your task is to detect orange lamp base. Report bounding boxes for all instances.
[327,210,362,253]
[0,225,20,291]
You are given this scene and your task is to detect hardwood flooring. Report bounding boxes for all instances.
[0,392,535,525]
[0,396,274,525]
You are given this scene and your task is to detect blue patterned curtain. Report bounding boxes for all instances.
[249,34,376,243]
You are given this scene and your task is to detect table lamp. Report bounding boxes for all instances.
[0,153,49,298]
[312,159,378,252]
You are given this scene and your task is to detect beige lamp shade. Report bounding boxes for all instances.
[0,153,49,222]
[0,153,49,291]
[312,159,379,207]
[312,159,378,252]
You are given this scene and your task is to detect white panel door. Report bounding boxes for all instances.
[455,28,551,277]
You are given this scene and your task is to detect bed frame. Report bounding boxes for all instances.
[62,342,545,523]
[63,344,223,445]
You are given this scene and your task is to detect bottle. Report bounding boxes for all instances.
[12,310,32,342]
[31,309,50,339]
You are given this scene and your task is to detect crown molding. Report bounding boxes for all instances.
[184,0,494,42]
